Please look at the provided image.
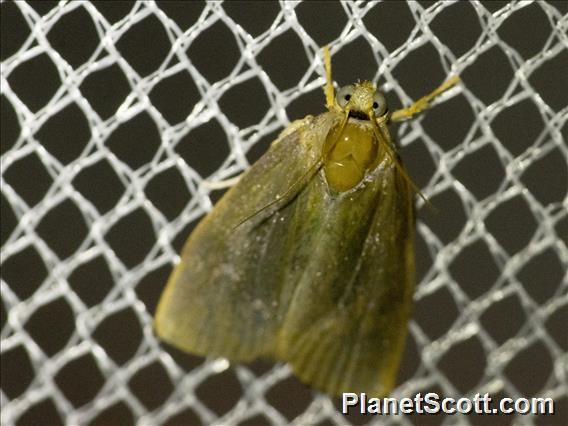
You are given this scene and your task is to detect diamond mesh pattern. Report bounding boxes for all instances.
[1,1,567,425]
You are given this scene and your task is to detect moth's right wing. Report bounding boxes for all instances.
[155,113,334,361]
[274,156,416,397]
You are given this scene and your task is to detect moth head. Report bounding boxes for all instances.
[335,81,388,120]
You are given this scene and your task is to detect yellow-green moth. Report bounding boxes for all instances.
[155,48,459,397]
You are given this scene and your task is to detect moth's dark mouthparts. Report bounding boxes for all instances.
[349,110,369,120]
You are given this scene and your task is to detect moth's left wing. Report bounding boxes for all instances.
[155,114,336,361]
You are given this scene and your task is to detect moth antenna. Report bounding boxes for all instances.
[370,119,432,208]
[234,47,339,230]
[324,112,350,157]
[233,159,323,229]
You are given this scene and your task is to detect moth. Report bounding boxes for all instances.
[155,48,459,396]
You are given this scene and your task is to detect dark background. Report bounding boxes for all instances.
[1,1,567,425]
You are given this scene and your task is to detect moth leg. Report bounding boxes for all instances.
[323,46,335,110]
[277,116,314,142]
[391,75,460,122]
[202,175,242,190]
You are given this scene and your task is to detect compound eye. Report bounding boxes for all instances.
[372,92,387,116]
[336,85,355,109]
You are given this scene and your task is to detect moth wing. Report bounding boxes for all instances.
[155,115,331,361]
[276,162,415,397]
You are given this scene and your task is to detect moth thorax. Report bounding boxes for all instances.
[323,122,378,192]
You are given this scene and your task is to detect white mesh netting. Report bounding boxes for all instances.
[1,1,567,425]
